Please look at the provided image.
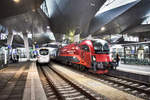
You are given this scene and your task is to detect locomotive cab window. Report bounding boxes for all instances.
[92,40,109,54]
[81,45,90,52]
[39,49,49,55]
[103,43,109,53]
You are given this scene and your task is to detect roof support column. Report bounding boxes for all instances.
[86,34,93,40]
[74,34,80,42]
[23,33,30,61]
[124,46,126,64]
[7,30,14,46]
[74,28,80,42]
[139,35,145,42]
[7,30,14,64]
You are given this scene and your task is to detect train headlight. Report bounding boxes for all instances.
[92,56,96,61]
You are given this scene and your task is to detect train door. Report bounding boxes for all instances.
[80,45,91,68]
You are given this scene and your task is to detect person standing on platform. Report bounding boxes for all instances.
[116,53,120,67]
[16,54,19,62]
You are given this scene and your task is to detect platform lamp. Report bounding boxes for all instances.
[13,0,20,3]
[101,27,106,31]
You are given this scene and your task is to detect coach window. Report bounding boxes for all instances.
[81,45,90,52]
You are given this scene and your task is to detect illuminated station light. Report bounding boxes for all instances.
[101,27,106,31]
[13,0,20,3]
[32,9,36,12]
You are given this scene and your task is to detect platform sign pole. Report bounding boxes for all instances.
[134,46,136,59]
[23,34,30,61]
[124,46,126,64]
[4,49,7,64]
[7,45,12,64]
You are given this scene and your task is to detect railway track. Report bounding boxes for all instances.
[106,74,150,88]
[88,70,150,100]
[96,74,150,100]
[38,64,108,100]
[54,62,150,100]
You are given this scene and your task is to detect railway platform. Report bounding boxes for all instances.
[22,62,47,100]
[109,63,150,83]
[117,63,150,75]
[0,62,47,100]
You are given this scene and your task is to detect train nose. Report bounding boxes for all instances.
[94,54,110,62]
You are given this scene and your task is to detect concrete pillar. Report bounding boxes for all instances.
[74,28,81,42]
[74,34,80,42]
[7,30,14,64]
[4,50,7,64]
[139,35,145,42]
[134,46,137,59]
[23,33,30,60]
[86,34,93,40]
[130,46,132,59]
[124,46,126,64]
[7,32,14,46]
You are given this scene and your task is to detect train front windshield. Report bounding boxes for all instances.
[92,40,109,54]
[39,49,49,55]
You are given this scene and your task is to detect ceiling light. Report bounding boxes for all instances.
[101,27,106,31]
[47,26,50,29]
[32,9,36,12]
[13,0,20,3]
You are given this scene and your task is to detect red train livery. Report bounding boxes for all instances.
[57,39,113,74]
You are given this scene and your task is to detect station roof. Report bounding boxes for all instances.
[46,0,150,41]
[88,0,150,38]
[1,0,150,46]
[0,0,43,20]
[126,24,150,37]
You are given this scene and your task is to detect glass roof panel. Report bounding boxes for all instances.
[96,0,138,15]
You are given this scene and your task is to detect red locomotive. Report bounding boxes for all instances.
[57,39,113,74]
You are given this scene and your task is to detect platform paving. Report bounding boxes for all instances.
[52,63,144,100]
[0,62,47,100]
[23,62,47,100]
[117,63,150,75]
[0,62,29,100]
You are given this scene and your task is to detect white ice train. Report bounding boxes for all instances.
[42,43,59,60]
[37,48,50,65]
